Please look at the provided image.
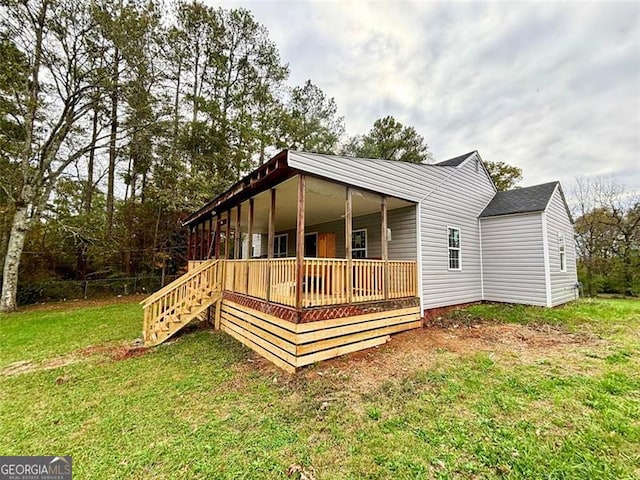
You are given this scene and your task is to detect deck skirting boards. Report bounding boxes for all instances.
[219,300,421,373]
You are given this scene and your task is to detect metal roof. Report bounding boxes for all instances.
[287,150,457,203]
[479,181,559,218]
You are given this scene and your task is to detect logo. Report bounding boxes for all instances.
[0,456,72,480]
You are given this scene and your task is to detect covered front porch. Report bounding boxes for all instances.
[144,151,422,372]
[186,163,419,313]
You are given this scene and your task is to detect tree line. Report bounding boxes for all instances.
[0,0,566,311]
[573,178,639,297]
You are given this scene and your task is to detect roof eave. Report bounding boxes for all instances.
[479,209,545,219]
[182,149,291,227]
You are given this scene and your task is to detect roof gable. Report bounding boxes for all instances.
[434,151,477,167]
[479,182,560,218]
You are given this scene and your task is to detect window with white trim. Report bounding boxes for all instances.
[273,233,288,258]
[447,227,461,270]
[352,229,367,259]
[559,233,566,272]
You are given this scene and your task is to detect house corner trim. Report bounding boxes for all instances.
[416,202,424,314]
[478,219,484,301]
[541,212,552,307]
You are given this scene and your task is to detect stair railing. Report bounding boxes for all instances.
[141,259,221,345]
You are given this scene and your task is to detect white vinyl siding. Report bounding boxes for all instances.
[387,206,417,260]
[545,188,578,305]
[480,213,548,306]
[420,158,496,308]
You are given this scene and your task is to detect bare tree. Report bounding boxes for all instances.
[0,0,106,311]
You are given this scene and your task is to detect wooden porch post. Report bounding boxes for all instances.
[296,175,306,310]
[193,223,198,260]
[207,216,213,259]
[187,227,192,261]
[345,187,353,304]
[202,221,207,260]
[214,217,221,259]
[198,222,204,260]
[267,188,276,301]
[234,204,242,259]
[192,226,197,261]
[224,211,231,259]
[246,198,254,292]
[247,199,254,257]
[381,195,389,300]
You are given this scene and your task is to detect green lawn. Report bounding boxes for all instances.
[0,298,638,479]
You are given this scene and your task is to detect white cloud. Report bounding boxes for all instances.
[214,0,640,194]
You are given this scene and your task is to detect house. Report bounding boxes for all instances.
[141,150,578,372]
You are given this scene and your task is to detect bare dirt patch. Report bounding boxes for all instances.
[1,357,81,376]
[285,322,608,395]
[1,342,150,376]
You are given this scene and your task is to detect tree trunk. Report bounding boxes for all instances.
[106,48,120,237]
[85,105,99,213]
[0,208,11,265]
[1,1,47,312]
[192,41,199,124]
[0,206,30,312]
[622,237,634,296]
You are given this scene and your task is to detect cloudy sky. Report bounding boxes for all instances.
[216,0,639,194]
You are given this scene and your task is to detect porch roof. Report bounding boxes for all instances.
[184,149,477,226]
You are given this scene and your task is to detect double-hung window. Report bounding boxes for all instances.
[273,233,288,258]
[352,229,367,259]
[558,233,566,272]
[447,227,461,270]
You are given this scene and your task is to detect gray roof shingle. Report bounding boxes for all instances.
[435,151,477,167]
[479,181,559,218]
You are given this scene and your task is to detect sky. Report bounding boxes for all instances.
[214,0,639,196]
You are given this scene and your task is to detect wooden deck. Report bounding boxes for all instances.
[143,258,420,371]
[219,299,421,373]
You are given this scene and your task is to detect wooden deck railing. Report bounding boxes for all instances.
[388,261,418,299]
[222,258,417,308]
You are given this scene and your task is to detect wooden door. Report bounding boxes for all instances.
[318,232,336,258]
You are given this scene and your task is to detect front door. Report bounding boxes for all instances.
[318,232,336,258]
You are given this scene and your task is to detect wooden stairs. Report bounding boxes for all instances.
[141,259,222,347]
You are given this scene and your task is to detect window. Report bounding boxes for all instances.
[447,227,461,270]
[559,233,566,272]
[273,234,288,258]
[352,229,367,259]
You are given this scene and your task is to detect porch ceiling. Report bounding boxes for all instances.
[227,175,413,233]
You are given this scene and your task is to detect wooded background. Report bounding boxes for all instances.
[0,0,637,307]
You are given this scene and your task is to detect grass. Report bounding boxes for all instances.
[0,298,144,364]
[0,298,638,479]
